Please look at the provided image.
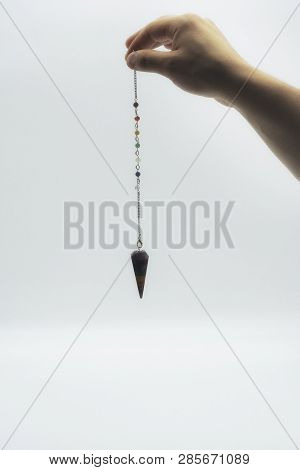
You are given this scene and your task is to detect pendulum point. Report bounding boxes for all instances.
[131,250,149,298]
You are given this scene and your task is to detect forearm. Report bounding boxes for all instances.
[221,62,300,178]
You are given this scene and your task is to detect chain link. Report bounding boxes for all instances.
[134,68,138,101]
[133,70,142,249]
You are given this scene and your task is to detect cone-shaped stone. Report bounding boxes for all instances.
[131,250,149,298]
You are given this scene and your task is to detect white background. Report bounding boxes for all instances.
[0,0,299,450]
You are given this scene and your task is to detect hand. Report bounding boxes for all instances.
[125,14,300,178]
[125,14,249,102]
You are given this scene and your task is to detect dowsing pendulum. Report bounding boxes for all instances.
[131,69,149,299]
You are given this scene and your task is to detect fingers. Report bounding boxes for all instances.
[125,16,179,58]
[126,49,173,75]
[125,30,141,48]
[125,16,181,76]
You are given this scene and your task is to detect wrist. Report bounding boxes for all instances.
[214,59,254,107]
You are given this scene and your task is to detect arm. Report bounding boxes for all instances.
[225,65,300,178]
[125,14,300,179]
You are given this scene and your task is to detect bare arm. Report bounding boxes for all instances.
[125,14,300,179]
[226,65,300,178]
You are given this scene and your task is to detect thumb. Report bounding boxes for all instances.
[126,50,171,75]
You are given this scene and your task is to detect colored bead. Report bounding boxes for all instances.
[135,130,140,135]
[135,143,140,148]
[135,171,141,177]
[133,101,139,108]
[134,116,140,121]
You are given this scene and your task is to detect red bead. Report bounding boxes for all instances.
[134,116,140,121]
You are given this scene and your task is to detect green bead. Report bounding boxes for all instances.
[135,143,140,148]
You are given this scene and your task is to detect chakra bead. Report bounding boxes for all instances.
[135,130,140,135]
[135,143,140,148]
[134,116,140,121]
[133,101,139,108]
[135,171,141,177]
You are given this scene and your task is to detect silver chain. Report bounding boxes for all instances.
[134,70,143,249]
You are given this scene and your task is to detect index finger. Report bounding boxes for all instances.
[125,16,180,58]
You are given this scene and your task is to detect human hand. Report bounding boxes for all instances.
[125,14,250,102]
[126,14,300,178]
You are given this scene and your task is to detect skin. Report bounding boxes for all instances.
[125,14,300,179]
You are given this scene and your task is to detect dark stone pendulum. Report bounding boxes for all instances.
[131,250,149,299]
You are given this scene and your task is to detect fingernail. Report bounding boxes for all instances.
[127,52,137,68]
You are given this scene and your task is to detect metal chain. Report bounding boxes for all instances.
[133,70,143,250]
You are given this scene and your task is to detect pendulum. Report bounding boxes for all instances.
[131,69,149,298]
[131,70,149,298]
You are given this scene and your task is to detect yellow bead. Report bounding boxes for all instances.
[135,130,140,135]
